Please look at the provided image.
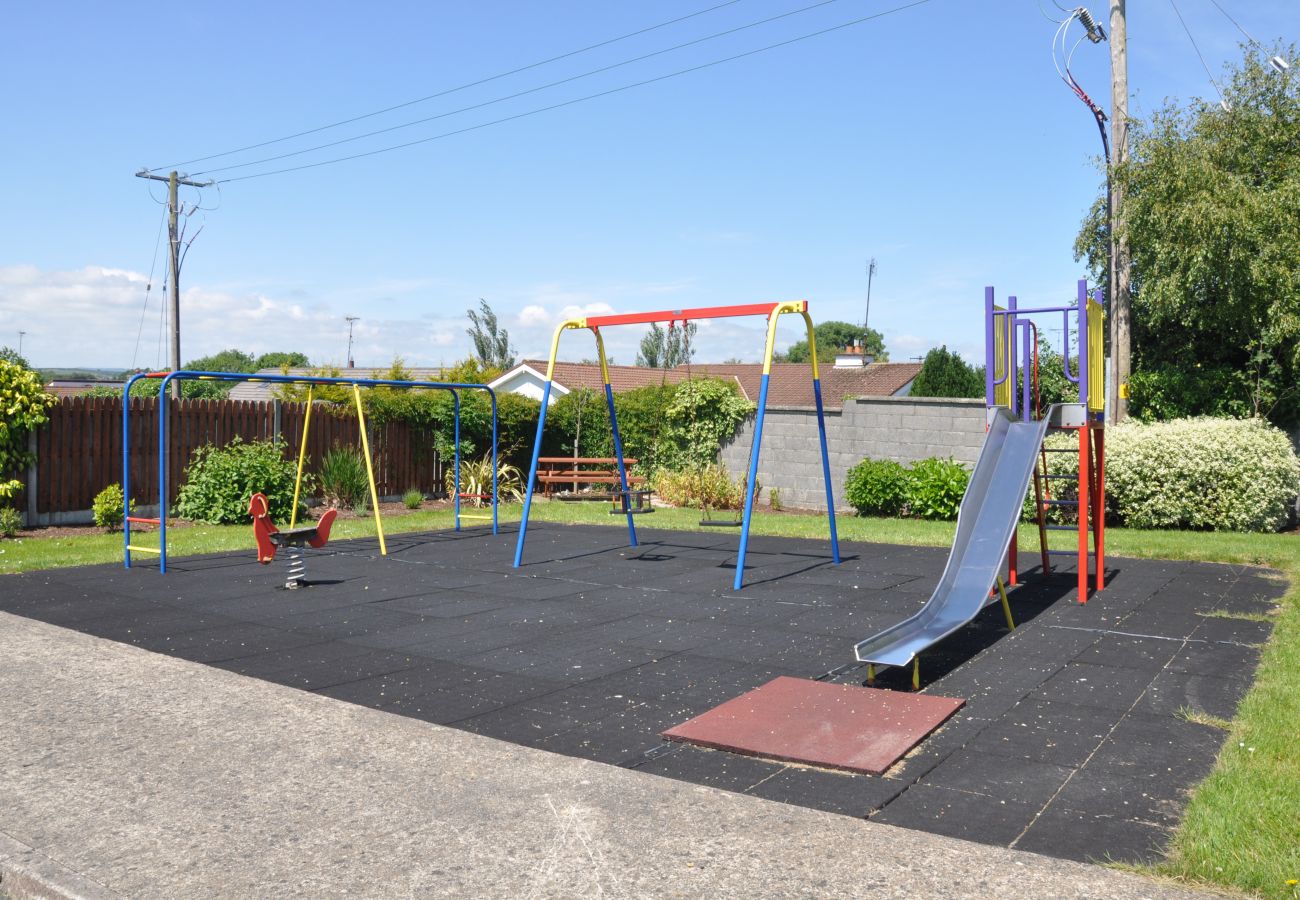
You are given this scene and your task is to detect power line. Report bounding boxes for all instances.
[190,0,849,178]
[151,0,750,172]
[1167,0,1226,106]
[216,0,939,183]
[1205,0,1257,45]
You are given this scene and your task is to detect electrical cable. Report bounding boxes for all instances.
[150,0,751,172]
[131,206,168,371]
[190,0,850,178]
[1205,0,1258,46]
[215,0,939,183]
[1167,0,1227,106]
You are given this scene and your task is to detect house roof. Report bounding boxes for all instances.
[45,381,124,398]
[514,359,921,406]
[226,367,449,402]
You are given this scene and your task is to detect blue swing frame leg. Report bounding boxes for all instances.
[514,381,552,568]
[813,377,841,563]
[733,373,771,590]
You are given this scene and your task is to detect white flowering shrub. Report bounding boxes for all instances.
[1025,417,1300,532]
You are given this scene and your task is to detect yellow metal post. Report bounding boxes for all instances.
[352,383,387,556]
[996,577,1016,630]
[290,385,314,529]
[912,658,920,691]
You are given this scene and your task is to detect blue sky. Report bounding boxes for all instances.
[0,0,1292,371]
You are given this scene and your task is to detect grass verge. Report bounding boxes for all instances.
[1,501,1297,896]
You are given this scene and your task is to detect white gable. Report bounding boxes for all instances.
[487,364,570,405]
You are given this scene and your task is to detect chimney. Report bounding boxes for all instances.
[834,341,874,368]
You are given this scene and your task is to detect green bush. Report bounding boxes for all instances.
[845,456,971,520]
[654,465,752,511]
[0,506,21,537]
[175,438,302,525]
[906,457,971,520]
[93,483,130,531]
[0,360,56,477]
[402,488,424,509]
[909,346,984,399]
[1103,417,1300,532]
[445,456,524,505]
[844,458,910,516]
[318,446,370,508]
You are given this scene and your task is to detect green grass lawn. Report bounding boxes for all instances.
[1,501,1297,896]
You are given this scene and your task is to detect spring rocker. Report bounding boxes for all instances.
[249,492,338,588]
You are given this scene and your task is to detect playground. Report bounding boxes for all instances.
[0,520,1279,867]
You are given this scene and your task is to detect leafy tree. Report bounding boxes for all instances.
[185,349,257,374]
[466,299,516,369]
[1075,46,1300,425]
[635,322,696,368]
[0,360,55,503]
[254,351,310,370]
[0,346,30,370]
[784,322,887,363]
[910,346,983,399]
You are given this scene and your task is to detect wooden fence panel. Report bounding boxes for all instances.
[25,396,443,516]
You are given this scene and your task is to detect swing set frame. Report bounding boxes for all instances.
[121,369,499,573]
[513,301,840,590]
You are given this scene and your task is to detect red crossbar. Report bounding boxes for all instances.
[584,301,804,329]
[126,516,162,525]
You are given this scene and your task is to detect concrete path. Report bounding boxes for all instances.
[0,611,1211,899]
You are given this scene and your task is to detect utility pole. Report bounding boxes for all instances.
[1109,1,1130,422]
[345,316,360,368]
[864,258,877,342]
[135,169,212,398]
[17,331,25,358]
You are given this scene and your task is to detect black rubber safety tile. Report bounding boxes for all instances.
[312,663,482,708]
[78,610,250,644]
[137,622,322,663]
[884,713,998,782]
[1015,805,1173,865]
[384,688,512,725]
[631,744,786,792]
[257,648,429,692]
[262,606,432,641]
[341,616,485,651]
[1166,639,1261,675]
[1114,608,1208,640]
[965,700,1121,768]
[454,702,590,744]
[1073,634,1183,673]
[745,767,909,817]
[422,622,567,660]
[1036,662,1157,713]
[583,654,794,707]
[454,643,666,683]
[1133,668,1251,721]
[870,783,1039,847]
[919,750,1074,809]
[1189,615,1273,647]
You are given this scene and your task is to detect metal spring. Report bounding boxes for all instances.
[284,544,305,589]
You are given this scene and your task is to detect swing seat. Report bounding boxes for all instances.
[609,489,655,515]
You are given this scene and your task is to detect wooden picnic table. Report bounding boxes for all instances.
[536,457,643,498]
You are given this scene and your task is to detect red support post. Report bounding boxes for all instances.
[1094,423,1105,593]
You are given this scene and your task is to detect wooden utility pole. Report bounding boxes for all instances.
[1109,1,1130,421]
[134,169,213,398]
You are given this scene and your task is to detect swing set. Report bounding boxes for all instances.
[121,369,500,574]
[513,301,840,590]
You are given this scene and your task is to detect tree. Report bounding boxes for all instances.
[254,351,310,370]
[635,322,695,368]
[184,349,257,374]
[0,360,55,504]
[0,346,30,370]
[910,346,983,399]
[1075,46,1300,425]
[466,299,516,369]
[784,322,887,363]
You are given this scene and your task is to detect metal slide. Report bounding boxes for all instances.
[853,406,1054,669]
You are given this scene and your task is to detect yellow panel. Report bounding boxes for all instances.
[993,306,1011,409]
[1087,298,1105,411]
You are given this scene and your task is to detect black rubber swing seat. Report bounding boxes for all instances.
[699,519,742,527]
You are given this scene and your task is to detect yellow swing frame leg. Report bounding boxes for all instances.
[290,385,314,529]
[352,384,387,556]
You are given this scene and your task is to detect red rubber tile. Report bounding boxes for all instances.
[662,676,964,775]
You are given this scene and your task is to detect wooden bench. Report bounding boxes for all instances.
[536,457,644,498]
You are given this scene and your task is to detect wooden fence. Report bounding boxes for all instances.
[14,396,443,523]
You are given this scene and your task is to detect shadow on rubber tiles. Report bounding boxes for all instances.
[0,522,1282,868]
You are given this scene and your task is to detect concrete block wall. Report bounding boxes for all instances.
[718,396,988,512]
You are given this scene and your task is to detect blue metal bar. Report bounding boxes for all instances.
[604,382,638,547]
[453,391,461,531]
[811,377,840,564]
[490,390,499,534]
[513,381,553,567]
[734,372,772,591]
[125,369,499,574]
[121,373,151,569]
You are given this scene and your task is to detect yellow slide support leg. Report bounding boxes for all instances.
[996,577,1016,630]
